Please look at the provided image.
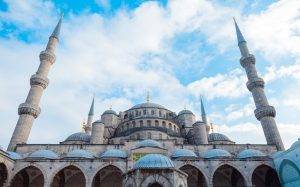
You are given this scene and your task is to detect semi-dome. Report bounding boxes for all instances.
[271,151,284,158]
[237,149,266,159]
[208,133,231,142]
[134,154,174,169]
[130,102,166,110]
[171,149,197,159]
[27,150,59,159]
[65,132,91,143]
[65,149,94,159]
[204,149,231,158]
[100,149,127,159]
[178,110,194,116]
[102,109,117,115]
[136,139,163,149]
[7,151,22,159]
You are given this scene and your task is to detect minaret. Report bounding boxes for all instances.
[200,97,207,124]
[234,19,284,150]
[7,17,62,151]
[84,97,94,135]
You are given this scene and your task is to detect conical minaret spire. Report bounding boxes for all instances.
[200,97,207,124]
[7,17,62,151]
[234,19,284,150]
[85,97,94,135]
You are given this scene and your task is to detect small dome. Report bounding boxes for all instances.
[102,109,117,115]
[136,139,163,149]
[93,120,104,125]
[208,133,231,142]
[134,154,174,169]
[27,150,59,159]
[100,149,127,159]
[290,138,300,149]
[7,151,22,159]
[171,149,197,159]
[204,149,231,158]
[65,149,94,159]
[130,102,166,110]
[178,110,194,116]
[65,132,91,143]
[237,149,266,159]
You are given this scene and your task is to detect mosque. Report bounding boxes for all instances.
[0,17,300,187]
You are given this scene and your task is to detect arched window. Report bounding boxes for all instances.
[179,165,207,187]
[143,110,146,115]
[147,132,151,139]
[11,166,44,187]
[162,121,166,128]
[159,110,162,117]
[124,114,128,119]
[140,120,143,127]
[159,133,162,139]
[173,125,176,131]
[151,110,155,115]
[92,165,123,187]
[147,120,151,127]
[135,110,138,116]
[253,165,281,187]
[52,166,85,187]
[137,133,140,140]
[168,123,172,129]
[155,120,159,127]
[126,123,129,130]
[132,121,136,128]
[213,164,245,187]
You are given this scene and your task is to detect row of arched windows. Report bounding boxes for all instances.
[129,132,164,140]
[123,109,174,119]
[119,120,180,133]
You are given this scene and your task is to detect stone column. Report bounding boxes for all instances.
[234,19,284,150]
[7,18,62,151]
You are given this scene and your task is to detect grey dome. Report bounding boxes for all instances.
[65,132,91,143]
[178,110,194,116]
[237,149,266,159]
[102,109,117,115]
[65,149,94,159]
[290,138,300,149]
[7,151,22,160]
[204,149,231,158]
[27,150,59,159]
[100,149,127,159]
[171,149,197,159]
[208,133,231,142]
[134,154,174,169]
[131,102,166,110]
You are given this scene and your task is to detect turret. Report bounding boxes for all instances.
[193,121,208,144]
[101,109,119,139]
[177,109,196,128]
[7,16,62,151]
[234,19,284,150]
[83,97,94,135]
[91,120,105,144]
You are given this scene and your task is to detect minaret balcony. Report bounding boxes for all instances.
[254,105,276,120]
[18,103,41,118]
[246,77,265,91]
[240,54,255,68]
[30,74,49,89]
[39,50,56,64]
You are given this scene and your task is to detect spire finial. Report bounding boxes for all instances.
[233,17,246,45]
[109,104,112,110]
[88,96,94,116]
[146,91,150,103]
[51,14,63,40]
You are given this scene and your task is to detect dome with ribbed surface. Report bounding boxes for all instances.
[290,138,300,149]
[178,110,194,116]
[204,149,231,158]
[65,132,91,143]
[208,133,231,142]
[27,150,59,159]
[134,154,174,169]
[130,102,166,110]
[7,151,22,160]
[237,149,266,159]
[102,109,117,115]
[65,149,94,159]
[171,149,197,159]
[100,149,127,159]
[136,139,162,149]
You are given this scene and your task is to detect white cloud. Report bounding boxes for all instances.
[187,69,247,100]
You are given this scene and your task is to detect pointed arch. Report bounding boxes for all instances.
[10,166,44,187]
[92,165,123,187]
[51,165,86,187]
[213,164,245,187]
[179,164,207,187]
[252,164,280,187]
[0,163,8,187]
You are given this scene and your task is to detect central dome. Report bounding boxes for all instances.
[130,102,166,110]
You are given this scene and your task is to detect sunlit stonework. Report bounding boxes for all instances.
[1,17,300,187]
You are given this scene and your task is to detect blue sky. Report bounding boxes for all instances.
[0,0,300,149]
